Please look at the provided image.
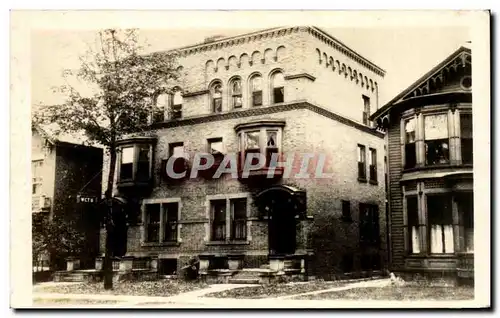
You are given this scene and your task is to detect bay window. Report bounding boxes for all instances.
[241,128,282,169]
[120,147,134,180]
[404,117,416,169]
[406,196,420,254]
[458,193,474,253]
[428,194,454,254]
[116,137,156,187]
[460,113,473,164]
[424,114,449,165]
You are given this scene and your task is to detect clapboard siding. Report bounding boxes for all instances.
[387,110,405,269]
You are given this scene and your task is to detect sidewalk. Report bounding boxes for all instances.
[33,278,392,308]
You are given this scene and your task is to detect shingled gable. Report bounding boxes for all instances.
[370,46,471,121]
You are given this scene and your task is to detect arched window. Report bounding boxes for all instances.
[250,74,263,107]
[171,90,183,119]
[230,78,242,109]
[271,71,285,104]
[211,82,223,113]
[153,93,168,123]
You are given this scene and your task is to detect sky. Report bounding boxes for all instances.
[31,26,470,107]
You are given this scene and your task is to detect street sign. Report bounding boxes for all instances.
[77,194,99,204]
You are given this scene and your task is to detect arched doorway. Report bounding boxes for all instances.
[256,185,307,256]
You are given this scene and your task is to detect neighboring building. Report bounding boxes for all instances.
[32,124,103,270]
[370,46,473,285]
[101,26,387,281]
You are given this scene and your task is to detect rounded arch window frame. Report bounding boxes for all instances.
[228,76,243,109]
[209,79,223,113]
[248,72,263,107]
[269,68,285,105]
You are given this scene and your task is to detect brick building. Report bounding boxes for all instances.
[32,124,103,270]
[101,26,387,281]
[370,46,473,285]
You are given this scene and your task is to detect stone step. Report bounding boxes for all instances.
[228,278,260,284]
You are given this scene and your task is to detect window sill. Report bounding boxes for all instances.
[403,164,473,174]
[357,177,367,183]
[206,240,250,246]
[141,242,180,247]
[369,179,378,185]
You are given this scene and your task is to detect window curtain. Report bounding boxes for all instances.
[424,114,448,140]
[411,226,421,253]
[430,225,454,254]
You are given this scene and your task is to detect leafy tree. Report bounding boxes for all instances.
[32,214,86,272]
[33,29,180,289]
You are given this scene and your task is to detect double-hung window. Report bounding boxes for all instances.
[358,145,366,181]
[404,117,417,169]
[209,197,248,242]
[368,148,377,183]
[427,194,454,254]
[424,114,449,165]
[460,113,473,164]
[144,201,180,244]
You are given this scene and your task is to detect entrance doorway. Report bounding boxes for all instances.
[256,185,306,256]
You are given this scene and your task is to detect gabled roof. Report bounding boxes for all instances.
[32,122,103,149]
[370,46,471,120]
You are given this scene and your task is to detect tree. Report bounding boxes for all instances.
[33,29,180,289]
[32,213,85,272]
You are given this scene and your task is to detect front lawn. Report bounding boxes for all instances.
[294,285,474,301]
[204,281,346,299]
[33,298,121,306]
[34,280,208,297]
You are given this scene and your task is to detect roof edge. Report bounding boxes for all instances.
[371,46,471,120]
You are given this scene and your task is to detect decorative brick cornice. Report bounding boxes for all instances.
[284,73,316,82]
[160,26,385,76]
[183,89,209,98]
[307,27,386,77]
[150,101,383,138]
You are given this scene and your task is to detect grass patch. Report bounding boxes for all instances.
[33,298,120,306]
[34,280,208,297]
[295,286,474,301]
[204,281,346,299]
